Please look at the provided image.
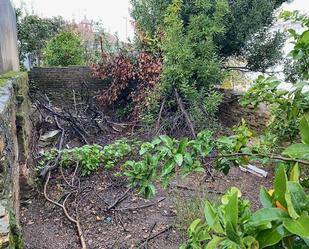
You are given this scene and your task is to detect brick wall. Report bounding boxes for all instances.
[29,66,109,100]
[219,89,270,131]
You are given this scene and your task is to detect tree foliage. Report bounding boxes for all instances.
[147,0,227,132]
[16,10,65,67]
[44,31,86,66]
[130,0,287,71]
[282,11,309,82]
[241,12,309,143]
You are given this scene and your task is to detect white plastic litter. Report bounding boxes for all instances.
[239,164,268,178]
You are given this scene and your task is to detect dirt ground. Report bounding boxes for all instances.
[21,167,273,249]
[21,96,274,249]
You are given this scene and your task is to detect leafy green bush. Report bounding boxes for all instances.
[123,130,213,198]
[44,31,85,66]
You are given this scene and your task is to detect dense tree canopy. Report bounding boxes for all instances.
[130,0,287,71]
[44,31,86,66]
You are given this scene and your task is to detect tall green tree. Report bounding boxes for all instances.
[142,0,228,133]
[44,31,85,66]
[16,10,65,67]
[130,0,287,71]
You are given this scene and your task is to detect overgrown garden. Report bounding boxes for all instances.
[20,0,309,248]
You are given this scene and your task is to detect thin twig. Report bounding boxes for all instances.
[43,171,87,248]
[155,98,166,135]
[137,226,172,248]
[71,162,79,186]
[114,197,166,212]
[141,222,157,249]
[107,188,131,211]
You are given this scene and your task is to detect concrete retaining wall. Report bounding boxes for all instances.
[0,0,19,74]
[0,72,30,248]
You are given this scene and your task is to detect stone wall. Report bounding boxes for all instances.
[0,72,30,248]
[0,0,19,74]
[219,89,270,131]
[29,66,108,100]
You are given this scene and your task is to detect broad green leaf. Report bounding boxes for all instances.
[159,135,174,148]
[256,224,290,248]
[225,192,240,244]
[288,28,298,39]
[197,228,210,241]
[188,219,201,236]
[274,165,288,208]
[221,187,241,205]
[205,236,224,249]
[300,114,309,144]
[249,208,290,227]
[299,30,309,44]
[259,186,274,208]
[161,159,175,177]
[286,182,309,215]
[204,201,224,234]
[178,138,188,154]
[285,182,304,219]
[289,163,300,183]
[143,184,156,199]
[184,152,193,166]
[282,144,309,160]
[284,212,309,239]
[151,137,161,146]
[139,142,154,155]
[174,153,184,166]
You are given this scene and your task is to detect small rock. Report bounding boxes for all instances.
[96,216,103,221]
[0,215,9,235]
[125,234,132,240]
[27,220,34,225]
[0,235,9,248]
[0,205,6,218]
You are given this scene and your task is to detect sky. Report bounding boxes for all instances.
[11,0,309,42]
[12,0,135,41]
